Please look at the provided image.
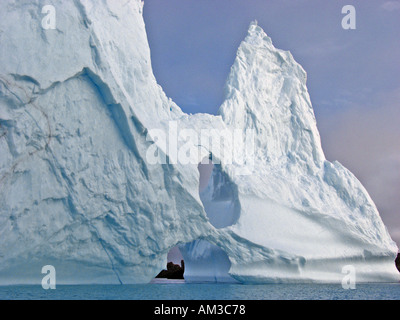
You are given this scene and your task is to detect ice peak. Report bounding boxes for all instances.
[219,21,325,165]
[245,20,272,48]
[249,20,258,28]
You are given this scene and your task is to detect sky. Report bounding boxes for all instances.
[142,0,400,247]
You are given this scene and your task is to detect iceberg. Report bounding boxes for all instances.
[0,0,398,284]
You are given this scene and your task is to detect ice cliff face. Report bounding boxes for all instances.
[0,0,398,284]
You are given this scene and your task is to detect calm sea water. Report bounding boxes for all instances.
[0,281,399,300]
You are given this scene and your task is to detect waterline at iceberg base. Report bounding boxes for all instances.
[0,0,398,285]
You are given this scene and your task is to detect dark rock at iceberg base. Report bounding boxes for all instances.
[396,253,400,272]
[156,260,185,279]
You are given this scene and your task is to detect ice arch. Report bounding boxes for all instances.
[158,161,241,283]
[179,240,237,283]
[198,159,241,229]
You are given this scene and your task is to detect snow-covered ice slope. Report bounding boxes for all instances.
[0,1,398,284]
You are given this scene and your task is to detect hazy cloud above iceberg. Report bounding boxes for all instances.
[143,0,400,246]
[381,1,400,11]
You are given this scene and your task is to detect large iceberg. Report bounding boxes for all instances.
[0,0,398,284]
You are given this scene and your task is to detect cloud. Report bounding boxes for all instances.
[381,1,400,11]
[296,39,347,58]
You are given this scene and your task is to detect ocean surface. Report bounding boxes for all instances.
[0,280,399,300]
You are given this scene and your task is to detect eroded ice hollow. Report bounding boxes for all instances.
[161,161,239,283]
[0,0,398,284]
[177,160,240,283]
